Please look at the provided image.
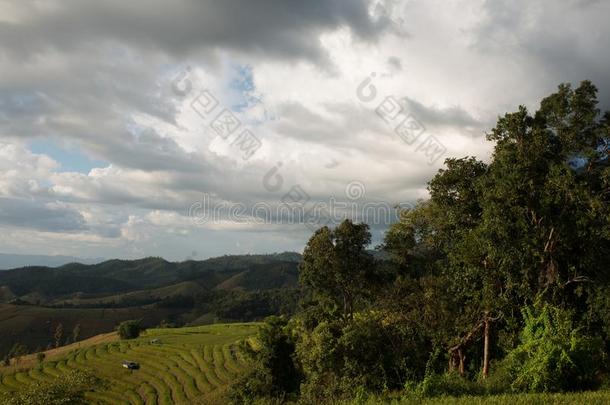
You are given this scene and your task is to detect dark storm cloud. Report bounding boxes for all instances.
[399,97,485,133]
[0,0,390,64]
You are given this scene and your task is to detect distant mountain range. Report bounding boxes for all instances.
[0,253,105,270]
[0,252,303,357]
[0,252,302,304]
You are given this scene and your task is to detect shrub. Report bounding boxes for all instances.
[299,373,365,404]
[501,303,603,392]
[405,372,485,398]
[0,369,103,405]
[296,313,431,399]
[229,316,301,404]
[117,320,144,340]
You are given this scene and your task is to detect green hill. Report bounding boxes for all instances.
[0,253,301,360]
[0,253,301,304]
[0,323,258,404]
[0,304,183,361]
[54,281,207,307]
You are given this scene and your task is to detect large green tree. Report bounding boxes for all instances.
[384,81,610,378]
[299,220,376,321]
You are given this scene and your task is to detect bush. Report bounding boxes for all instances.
[0,369,103,405]
[229,316,301,404]
[296,313,431,400]
[404,372,485,398]
[299,373,367,404]
[117,320,144,340]
[500,303,603,392]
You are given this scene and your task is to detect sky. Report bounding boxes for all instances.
[0,0,609,261]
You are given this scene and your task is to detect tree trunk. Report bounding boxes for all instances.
[458,348,465,375]
[449,348,462,374]
[342,292,354,321]
[449,347,466,375]
[448,352,454,373]
[482,312,490,378]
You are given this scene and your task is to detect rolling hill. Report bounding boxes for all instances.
[0,323,258,404]
[0,252,301,304]
[0,304,184,360]
[54,281,206,307]
[0,253,301,359]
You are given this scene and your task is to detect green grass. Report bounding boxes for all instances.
[350,390,610,404]
[0,323,259,404]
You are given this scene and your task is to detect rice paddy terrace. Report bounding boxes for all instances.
[0,323,259,404]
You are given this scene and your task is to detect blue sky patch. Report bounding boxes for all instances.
[229,65,262,113]
[29,138,108,174]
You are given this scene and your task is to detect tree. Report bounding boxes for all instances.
[382,201,440,277]
[54,323,63,348]
[118,320,144,340]
[397,81,610,378]
[299,219,376,322]
[229,316,301,403]
[72,324,81,343]
[394,156,492,376]
[480,82,610,299]
[470,81,610,375]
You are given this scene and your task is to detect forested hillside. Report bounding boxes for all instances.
[0,253,301,359]
[0,252,301,301]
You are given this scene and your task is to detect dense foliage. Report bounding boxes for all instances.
[117,320,144,340]
[0,370,102,405]
[500,303,603,392]
[229,316,301,403]
[231,81,610,403]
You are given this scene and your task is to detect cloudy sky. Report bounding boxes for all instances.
[0,0,609,261]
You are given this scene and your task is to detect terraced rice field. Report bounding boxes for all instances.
[0,323,259,404]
